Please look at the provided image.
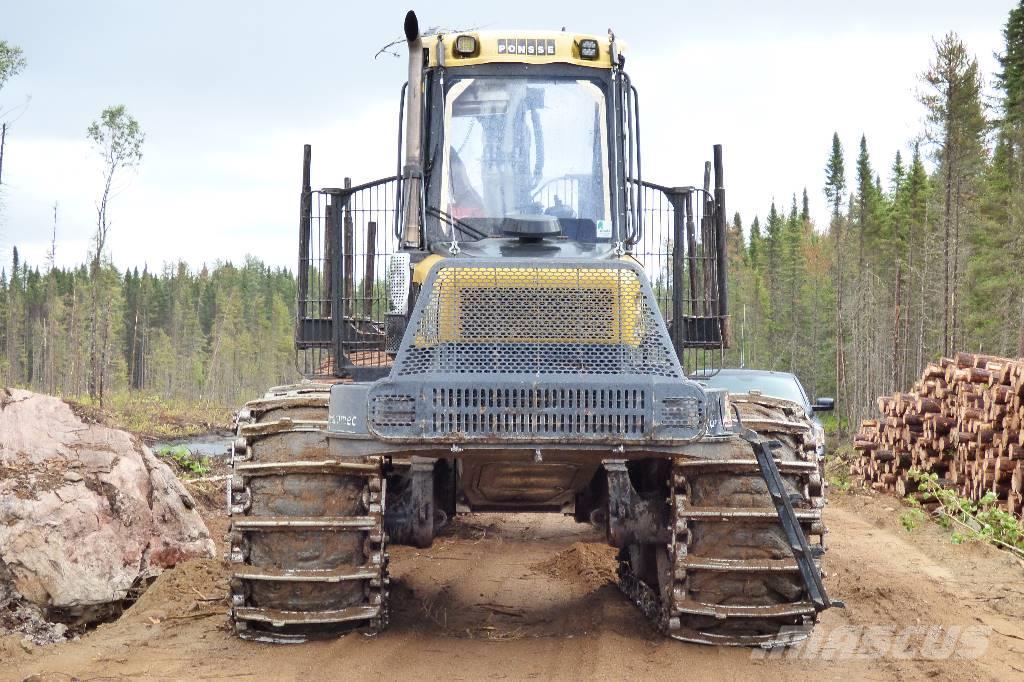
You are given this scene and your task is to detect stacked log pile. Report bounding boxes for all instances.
[852,352,1024,519]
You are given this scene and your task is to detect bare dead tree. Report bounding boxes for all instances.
[86,105,144,403]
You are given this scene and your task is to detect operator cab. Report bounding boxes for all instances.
[412,31,632,257]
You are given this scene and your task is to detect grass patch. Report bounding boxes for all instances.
[65,391,233,440]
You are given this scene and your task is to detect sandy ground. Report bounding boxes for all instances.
[4,490,1024,682]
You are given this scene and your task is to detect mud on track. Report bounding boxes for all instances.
[4,491,1024,682]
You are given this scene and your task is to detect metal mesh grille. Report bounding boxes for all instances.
[629,180,727,377]
[387,253,411,315]
[365,375,708,442]
[659,396,702,428]
[428,386,647,437]
[370,393,416,427]
[394,262,681,378]
[296,178,400,377]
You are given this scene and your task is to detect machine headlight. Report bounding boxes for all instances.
[453,35,479,58]
[578,39,599,60]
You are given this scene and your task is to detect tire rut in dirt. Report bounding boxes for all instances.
[228,383,388,643]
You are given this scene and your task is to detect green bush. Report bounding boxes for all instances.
[819,413,849,438]
[906,469,1024,557]
[899,508,926,532]
[156,445,211,477]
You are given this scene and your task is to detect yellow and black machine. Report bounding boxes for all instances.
[228,11,839,646]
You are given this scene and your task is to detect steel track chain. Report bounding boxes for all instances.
[618,431,827,647]
[227,383,390,643]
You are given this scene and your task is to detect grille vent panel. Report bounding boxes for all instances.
[427,386,647,437]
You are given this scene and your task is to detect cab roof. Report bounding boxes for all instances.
[426,30,626,70]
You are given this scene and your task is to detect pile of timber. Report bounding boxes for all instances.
[852,352,1024,518]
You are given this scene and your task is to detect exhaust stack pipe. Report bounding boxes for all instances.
[401,11,424,247]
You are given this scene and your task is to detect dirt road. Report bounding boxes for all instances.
[4,491,1024,681]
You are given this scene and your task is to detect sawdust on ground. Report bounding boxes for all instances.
[531,542,620,591]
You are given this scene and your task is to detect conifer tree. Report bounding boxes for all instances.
[920,33,987,355]
[748,216,762,267]
[824,133,848,417]
[996,1,1024,353]
[855,134,877,267]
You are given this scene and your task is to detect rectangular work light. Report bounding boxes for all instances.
[453,35,479,58]
[578,39,599,60]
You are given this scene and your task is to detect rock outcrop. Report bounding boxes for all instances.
[0,388,216,629]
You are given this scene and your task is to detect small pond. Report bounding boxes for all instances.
[150,431,232,458]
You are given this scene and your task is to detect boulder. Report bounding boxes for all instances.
[0,388,216,627]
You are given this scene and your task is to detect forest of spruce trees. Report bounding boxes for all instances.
[722,6,1024,428]
[0,255,298,407]
[1,4,1023,427]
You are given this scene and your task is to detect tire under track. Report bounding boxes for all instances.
[227,383,388,643]
[619,397,827,646]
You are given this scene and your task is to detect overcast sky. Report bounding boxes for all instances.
[0,0,1015,272]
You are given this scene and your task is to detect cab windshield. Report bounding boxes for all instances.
[436,77,611,243]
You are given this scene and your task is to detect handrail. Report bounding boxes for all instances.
[320,175,400,198]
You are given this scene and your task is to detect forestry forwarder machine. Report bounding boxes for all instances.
[227,11,841,647]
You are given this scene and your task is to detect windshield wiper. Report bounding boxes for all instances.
[425,206,489,241]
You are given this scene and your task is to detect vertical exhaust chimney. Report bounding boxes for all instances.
[401,10,424,247]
